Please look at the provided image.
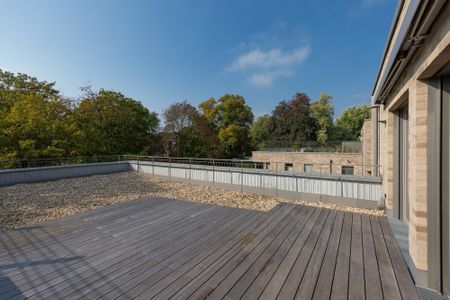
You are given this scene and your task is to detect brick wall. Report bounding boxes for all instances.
[251,151,365,176]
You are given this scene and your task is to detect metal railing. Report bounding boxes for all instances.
[126,156,382,205]
[0,155,382,178]
[123,155,382,179]
[255,140,363,153]
[0,155,383,206]
[0,156,124,170]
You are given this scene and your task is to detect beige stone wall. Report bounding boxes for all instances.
[377,2,450,272]
[251,151,365,176]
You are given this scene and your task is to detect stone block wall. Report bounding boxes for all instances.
[251,151,365,176]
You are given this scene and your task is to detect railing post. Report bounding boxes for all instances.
[189,158,192,181]
[169,157,171,178]
[230,161,233,185]
[275,162,278,197]
[259,167,262,189]
[212,159,215,183]
[240,160,243,192]
[137,155,140,173]
[152,156,154,175]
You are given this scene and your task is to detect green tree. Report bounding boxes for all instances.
[163,101,197,156]
[250,115,271,149]
[270,93,316,144]
[177,116,222,158]
[335,104,371,140]
[198,94,253,158]
[310,93,334,144]
[197,97,218,125]
[215,94,253,129]
[0,70,74,160]
[217,124,249,158]
[163,101,221,157]
[72,88,159,156]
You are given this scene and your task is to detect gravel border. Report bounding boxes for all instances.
[0,171,384,230]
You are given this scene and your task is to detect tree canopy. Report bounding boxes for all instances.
[0,71,159,160]
[310,93,334,144]
[335,104,371,140]
[250,115,271,149]
[0,69,372,160]
[0,70,73,159]
[269,93,316,144]
[162,101,221,157]
[198,94,253,158]
[72,88,159,156]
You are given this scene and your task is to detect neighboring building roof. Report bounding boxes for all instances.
[371,0,446,105]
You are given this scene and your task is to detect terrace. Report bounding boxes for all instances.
[0,157,419,299]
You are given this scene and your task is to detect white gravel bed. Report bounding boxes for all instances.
[0,171,383,230]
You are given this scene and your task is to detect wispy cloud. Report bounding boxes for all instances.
[249,73,274,87]
[229,46,311,87]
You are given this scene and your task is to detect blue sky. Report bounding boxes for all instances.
[0,0,396,118]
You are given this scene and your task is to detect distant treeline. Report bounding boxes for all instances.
[0,70,370,160]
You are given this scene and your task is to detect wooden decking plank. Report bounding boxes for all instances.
[379,217,420,300]
[57,209,261,299]
[294,210,338,300]
[348,214,365,300]
[259,208,328,300]
[23,206,243,299]
[312,211,345,300]
[330,212,353,300]
[241,207,319,300]
[181,205,297,300]
[0,199,206,270]
[16,206,248,299]
[0,198,192,262]
[0,197,421,300]
[0,205,227,298]
[116,205,296,300]
[72,214,261,296]
[0,197,178,249]
[168,205,291,300]
[0,207,214,294]
[87,206,278,297]
[1,205,235,299]
[155,205,302,300]
[275,208,332,300]
[361,214,383,300]
[203,206,305,299]
[223,206,315,300]
[370,215,402,300]
[90,208,267,300]
[0,201,214,288]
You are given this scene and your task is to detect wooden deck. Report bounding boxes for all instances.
[0,197,419,299]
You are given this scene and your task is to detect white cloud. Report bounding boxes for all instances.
[229,45,311,87]
[230,46,310,71]
[249,73,274,87]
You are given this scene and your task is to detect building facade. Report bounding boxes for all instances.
[372,0,449,295]
[251,151,368,176]
[252,122,374,177]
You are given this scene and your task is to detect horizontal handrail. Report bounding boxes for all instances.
[0,155,383,179]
